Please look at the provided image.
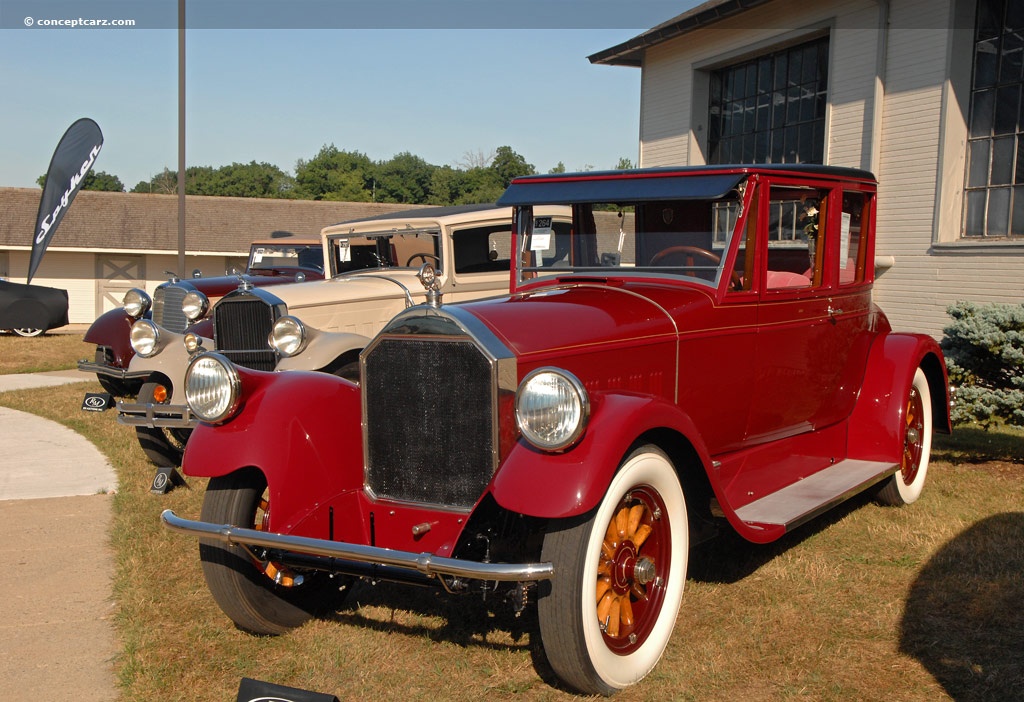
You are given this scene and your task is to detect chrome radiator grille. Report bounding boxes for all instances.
[152,285,188,333]
[363,336,496,509]
[213,294,278,371]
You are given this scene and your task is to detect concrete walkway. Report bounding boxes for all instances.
[0,369,118,699]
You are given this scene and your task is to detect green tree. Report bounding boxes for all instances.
[615,157,635,170]
[293,145,376,201]
[549,161,567,174]
[941,301,1024,427]
[188,162,294,198]
[375,152,436,204]
[490,145,535,188]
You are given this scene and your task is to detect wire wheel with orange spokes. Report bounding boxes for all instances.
[539,445,688,695]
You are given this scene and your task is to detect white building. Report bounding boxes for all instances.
[591,0,1024,338]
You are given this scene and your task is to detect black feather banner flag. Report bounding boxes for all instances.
[28,118,103,283]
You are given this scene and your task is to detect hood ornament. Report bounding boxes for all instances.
[417,262,442,308]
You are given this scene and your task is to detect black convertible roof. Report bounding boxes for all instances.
[496,165,875,206]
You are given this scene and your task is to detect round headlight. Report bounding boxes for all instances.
[515,368,589,451]
[129,320,161,357]
[181,290,209,321]
[269,315,307,357]
[185,353,241,424]
[123,288,151,318]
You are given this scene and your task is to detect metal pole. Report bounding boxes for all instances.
[177,0,186,276]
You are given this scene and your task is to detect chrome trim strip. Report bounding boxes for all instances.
[161,510,554,582]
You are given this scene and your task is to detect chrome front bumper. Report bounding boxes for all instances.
[161,509,554,583]
[117,401,196,429]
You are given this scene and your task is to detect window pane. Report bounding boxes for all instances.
[1008,0,1024,32]
[788,48,803,85]
[758,58,772,93]
[1000,32,1024,83]
[965,190,987,236]
[970,88,995,138]
[774,54,788,90]
[1013,186,1024,234]
[802,45,818,83]
[991,135,1015,184]
[800,90,816,121]
[987,186,1011,235]
[975,39,999,89]
[745,63,758,98]
[994,84,1020,134]
[976,0,1003,40]
[968,140,991,187]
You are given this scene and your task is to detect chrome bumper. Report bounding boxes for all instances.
[161,509,554,583]
[117,401,197,429]
[77,359,150,381]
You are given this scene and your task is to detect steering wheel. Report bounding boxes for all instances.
[406,252,441,267]
[649,245,743,290]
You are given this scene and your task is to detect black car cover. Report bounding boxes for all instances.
[0,280,69,332]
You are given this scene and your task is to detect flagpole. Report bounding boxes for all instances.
[177,0,186,277]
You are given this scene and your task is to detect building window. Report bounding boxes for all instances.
[708,36,829,165]
[964,0,1024,238]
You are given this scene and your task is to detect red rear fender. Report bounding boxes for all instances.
[848,333,950,462]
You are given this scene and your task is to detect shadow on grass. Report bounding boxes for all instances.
[899,512,1024,701]
[325,577,537,652]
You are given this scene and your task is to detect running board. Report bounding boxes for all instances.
[734,459,897,532]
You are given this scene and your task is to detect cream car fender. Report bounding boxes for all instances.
[275,327,372,372]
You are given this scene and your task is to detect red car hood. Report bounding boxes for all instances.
[457,281,711,359]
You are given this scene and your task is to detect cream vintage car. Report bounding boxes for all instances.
[117,203,571,467]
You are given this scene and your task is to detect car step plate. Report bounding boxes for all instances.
[735,459,897,531]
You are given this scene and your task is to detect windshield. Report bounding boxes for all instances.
[248,243,323,273]
[516,196,742,288]
[326,230,441,277]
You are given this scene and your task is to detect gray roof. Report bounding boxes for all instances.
[0,188,425,254]
[588,0,774,67]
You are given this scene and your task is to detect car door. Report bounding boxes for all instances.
[747,179,872,445]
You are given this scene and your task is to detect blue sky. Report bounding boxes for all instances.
[0,1,701,191]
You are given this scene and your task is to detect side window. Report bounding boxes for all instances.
[765,186,829,290]
[453,225,512,274]
[839,191,869,286]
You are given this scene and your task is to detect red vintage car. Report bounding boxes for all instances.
[163,165,949,695]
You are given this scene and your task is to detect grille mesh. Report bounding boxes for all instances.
[153,285,188,333]
[364,337,495,508]
[214,295,277,371]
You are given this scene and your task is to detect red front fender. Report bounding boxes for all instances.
[848,332,950,463]
[491,392,713,519]
[182,368,363,532]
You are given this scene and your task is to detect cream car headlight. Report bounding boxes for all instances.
[181,290,209,321]
[122,288,151,318]
[185,353,241,424]
[515,368,589,451]
[269,315,307,357]
[129,319,161,357]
